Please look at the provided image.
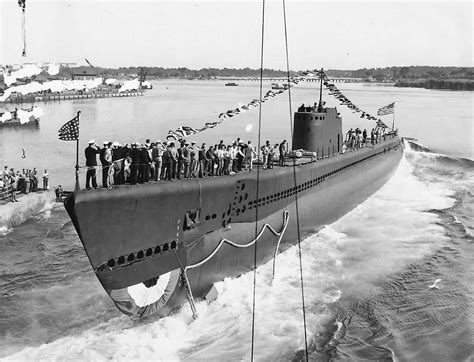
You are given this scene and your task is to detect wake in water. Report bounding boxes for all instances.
[2,142,473,361]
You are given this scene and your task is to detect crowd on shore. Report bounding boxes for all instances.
[0,166,49,203]
[84,138,290,189]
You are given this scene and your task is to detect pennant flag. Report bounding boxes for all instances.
[58,114,79,141]
[377,120,388,128]
[205,121,219,128]
[182,126,198,135]
[174,128,186,138]
[166,130,179,140]
[377,102,395,116]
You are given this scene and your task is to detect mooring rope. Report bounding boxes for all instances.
[282,0,309,359]
[251,0,266,360]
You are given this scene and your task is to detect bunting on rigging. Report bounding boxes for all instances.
[165,73,308,140]
[320,69,390,129]
[164,68,392,141]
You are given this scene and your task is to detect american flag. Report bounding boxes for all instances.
[58,115,79,141]
[377,102,395,116]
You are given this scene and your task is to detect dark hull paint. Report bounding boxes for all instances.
[65,135,403,317]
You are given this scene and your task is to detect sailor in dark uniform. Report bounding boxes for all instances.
[129,143,140,185]
[111,142,124,185]
[99,141,108,188]
[85,140,101,189]
[198,143,207,178]
[279,140,288,166]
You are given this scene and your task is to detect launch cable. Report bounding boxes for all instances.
[282,0,309,359]
[251,0,266,360]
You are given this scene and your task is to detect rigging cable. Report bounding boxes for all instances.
[19,0,27,57]
[251,0,266,360]
[282,0,309,359]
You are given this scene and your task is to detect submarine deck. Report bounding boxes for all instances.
[96,135,399,191]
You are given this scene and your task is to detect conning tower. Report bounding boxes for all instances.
[292,68,342,156]
[292,104,342,156]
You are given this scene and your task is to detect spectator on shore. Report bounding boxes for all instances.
[42,169,49,190]
[55,185,63,202]
[9,174,18,202]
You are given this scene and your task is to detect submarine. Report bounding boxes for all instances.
[64,93,404,318]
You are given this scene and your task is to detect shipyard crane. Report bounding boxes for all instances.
[138,68,152,89]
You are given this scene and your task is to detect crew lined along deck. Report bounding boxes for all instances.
[82,131,398,190]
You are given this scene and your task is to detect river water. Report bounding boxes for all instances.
[0,81,473,361]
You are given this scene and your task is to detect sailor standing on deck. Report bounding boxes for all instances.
[346,128,353,142]
[279,140,288,166]
[169,142,178,181]
[244,141,256,171]
[99,141,108,188]
[198,143,208,178]
[190,141,199,178]
[152,141,164,181]
[85,140,100,189]
[177,141,189,180]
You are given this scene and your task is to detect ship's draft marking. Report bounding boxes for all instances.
[186,210,290,271]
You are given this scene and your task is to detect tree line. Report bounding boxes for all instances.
[62,65,472,81]
[326,66,473,81]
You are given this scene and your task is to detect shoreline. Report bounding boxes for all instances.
[0,90,143,105]
[395,79,474,91]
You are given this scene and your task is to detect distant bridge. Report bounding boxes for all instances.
[216,77,363,83]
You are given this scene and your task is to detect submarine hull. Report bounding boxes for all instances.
[65,136,403,317]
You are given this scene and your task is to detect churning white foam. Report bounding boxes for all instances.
[0,226,12,237]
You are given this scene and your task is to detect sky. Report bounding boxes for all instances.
[0,0,472,70]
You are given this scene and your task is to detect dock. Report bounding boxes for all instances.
[1,91,144,104]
